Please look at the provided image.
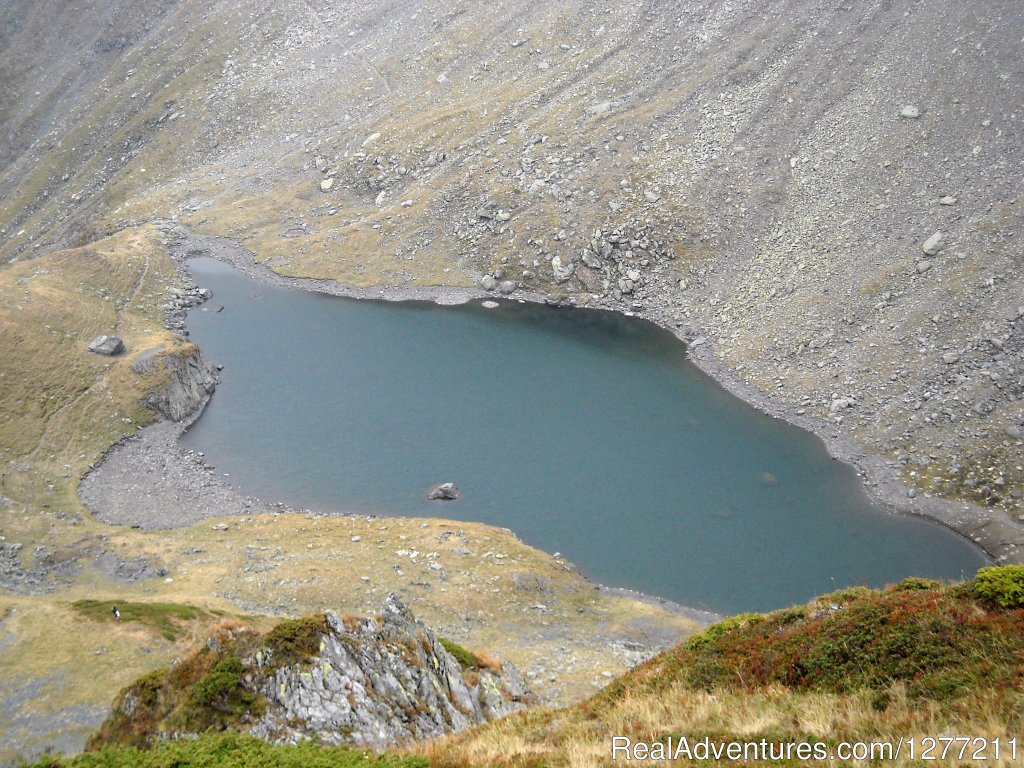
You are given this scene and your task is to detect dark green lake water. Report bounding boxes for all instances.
[181,258,988,614]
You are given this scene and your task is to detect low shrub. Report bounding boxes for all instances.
[29,732,429,767]
[973,565,1024,609]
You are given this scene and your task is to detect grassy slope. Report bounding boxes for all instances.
[19,571,1024,767]
[422,574,1024,767]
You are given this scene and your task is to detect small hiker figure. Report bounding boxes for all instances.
[112,606,121,622]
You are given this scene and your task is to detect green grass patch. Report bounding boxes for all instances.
[29,732,428,768]
[438,638,478,671]
[71,600,209,641]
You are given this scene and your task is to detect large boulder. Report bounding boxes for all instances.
[87,335,124,356]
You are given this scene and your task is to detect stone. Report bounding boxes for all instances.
[922,231,944,255]
[88,335,124,356]
[585,101,616,116]
[938,195,957,206]
[528,179,547,196]
[480,275,497,291]
[551,255,575,283]
[481,301,499,309]
[900,105,921,119]
[916,260,933,274]
[361,132,381,148]
[314,157,328,173]
[494,210,511,222]
[829,397,856,413]
[581,251,602,270]
[427,482,459,500]
[942,352,961,364]
[498,280,516,295]
[643,189,661,203]
[1006,426,1023,440]
[319,178,334,192]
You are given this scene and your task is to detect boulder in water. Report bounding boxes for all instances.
[428,482,460,500]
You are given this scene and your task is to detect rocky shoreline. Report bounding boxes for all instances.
[166,223,1021,562]
[79,221,1014,608]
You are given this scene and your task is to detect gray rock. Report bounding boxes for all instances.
[481,301,499,309]
[922,231,944,255]
[900,105,921,119]
[87,335,124,356]
[498,280,516,295]
[938,195,957,206]
[643,190,661,203]
[1006,426,1023,440]
[829,397,855,413]
[494,210,511,222]
[942,352,961,364]
[319,178,334,192]
[916,260,933,274]
[480,275,497,291]
[581,251,602,270]
[585,101,617,116]
[138,345,218,421]
[247,595,529,749]
[551,255,575,283]
[427,482,459,500]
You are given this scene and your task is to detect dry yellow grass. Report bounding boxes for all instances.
[422,682,1022,767]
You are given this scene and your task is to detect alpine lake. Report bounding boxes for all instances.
[181,257,988,615]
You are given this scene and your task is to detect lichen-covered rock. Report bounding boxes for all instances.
[91,596,530,752]
[252,594,529,748]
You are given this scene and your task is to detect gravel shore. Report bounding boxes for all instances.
[78,223,1015,576]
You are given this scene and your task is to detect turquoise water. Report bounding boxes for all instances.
[181,258,988,614]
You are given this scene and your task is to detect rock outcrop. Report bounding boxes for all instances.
[132,343,217,422]
[253,594,528,748]
[91,595,530,751]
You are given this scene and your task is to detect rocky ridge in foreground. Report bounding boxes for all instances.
[91,594,531,751]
